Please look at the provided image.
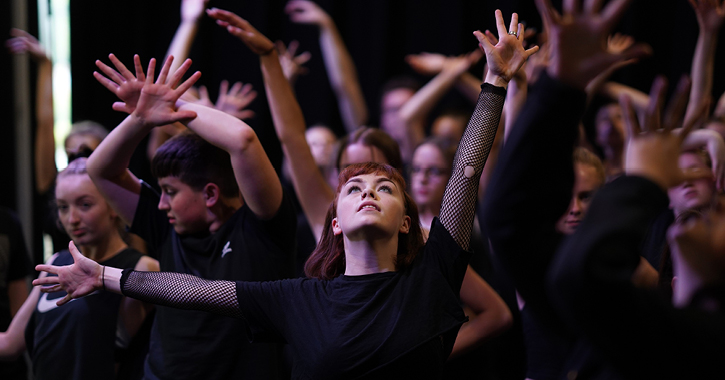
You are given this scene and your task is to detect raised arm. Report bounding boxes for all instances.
[88,55,199,225]
[439,10,538,249]
[166,0,209,73]
[7,29,55,194]
[286,0,368,132]
[482,0,651,331]
[684,0,724,126]
[208,7,334,237]
[406,52,485,104]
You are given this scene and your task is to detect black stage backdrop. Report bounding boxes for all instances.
[3,0,725,251]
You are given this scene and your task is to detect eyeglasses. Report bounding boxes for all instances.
[409,166,449,177]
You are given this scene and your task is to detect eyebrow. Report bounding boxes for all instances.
[344,177,397,188]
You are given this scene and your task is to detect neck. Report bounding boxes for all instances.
[343,234,398,276]
[208,196,243,233]
[418,206,438,231]
[78,233,127,263]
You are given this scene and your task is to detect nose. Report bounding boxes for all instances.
[67,207,80,224]
[361,187,377,200]
[158,194,169,211]
[570,198,582,215]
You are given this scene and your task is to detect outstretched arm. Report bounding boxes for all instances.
[685,0,724,126]
[208,7,333,237]
[406,52,485,104]
[166,0,209,74]
[7,29,55,194]
[286,0,368,132]
[35,242,243,319]
[439,10,538,249]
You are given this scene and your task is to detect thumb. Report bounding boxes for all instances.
[68,241,84,263]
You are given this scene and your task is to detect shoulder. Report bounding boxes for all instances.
[134,255,159,272]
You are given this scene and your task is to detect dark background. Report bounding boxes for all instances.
[2,0,725,255]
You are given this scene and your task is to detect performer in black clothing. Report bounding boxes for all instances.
[0,158,158,380]
[34,9,538,379]
[481,0,652,378]
[87,45,298,377]
[549,72,725,379]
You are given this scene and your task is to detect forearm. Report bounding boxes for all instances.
[88,114,150,181]
[0,287,38,359]
[261,51,334,236]
[439,82,505,249]
[503,76,527,142]
[118,270,243,319]
[602,82,650,113]
[319,23,368,131]
[35,57,56,193]
[166,20,200,74]
[685,32,718,125]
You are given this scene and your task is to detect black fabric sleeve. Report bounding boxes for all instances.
[129,181,171,259]
[120,269,244,319]
[481,72,586,335]
[439,84,504,250]
[424,218,472,295]
[548,175,725,379]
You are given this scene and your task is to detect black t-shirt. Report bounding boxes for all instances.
[235,218,469,380]
[0,207,32,380]
[131,182,296,380]
[26,248,143,380]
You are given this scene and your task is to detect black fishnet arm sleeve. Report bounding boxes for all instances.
[120,269,244,319]
[439,84,505,250]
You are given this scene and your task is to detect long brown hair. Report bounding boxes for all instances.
[304,162,424,280]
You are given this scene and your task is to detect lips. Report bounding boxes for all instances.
[358,202,380,212]
[71,228,86,236]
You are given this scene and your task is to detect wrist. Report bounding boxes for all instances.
[484,72,508,89]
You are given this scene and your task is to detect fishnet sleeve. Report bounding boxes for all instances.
[439,84,505,250]
[120,270,244,319]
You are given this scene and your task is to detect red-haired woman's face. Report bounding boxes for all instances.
[332,173,410,240]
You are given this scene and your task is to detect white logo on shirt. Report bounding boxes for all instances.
[221,241,232,258]
[36,290,98,313]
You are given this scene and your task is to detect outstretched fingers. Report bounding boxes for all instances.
[494,9,508,37]
[600,0,633,30]
[663,76,692,132]
[109,53,135,81]
[619,94,641,138]
[156,55,174,85]
[167,58,193,88]
[643,76,667,132]
[145,58,157,85]
[134,54,145,82]
[95,59,125,85]
[174,70,202,98]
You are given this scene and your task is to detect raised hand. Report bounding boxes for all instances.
[535,0,651,90]
[6,28,49,61]
[406,52,448,76]
[33,241,103,306]
[215,80,257,119]
[277,40,311,83]
[132,55,201,127]
[285,0,333,28]
[474,10,539,87]
[181,0,210,23]
[689,0,725,32]
[94,54,146,114]
[623,76,712,189]
[607,33,635,55]
[207,8,276,55]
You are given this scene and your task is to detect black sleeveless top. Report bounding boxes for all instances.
[26,248,143,380]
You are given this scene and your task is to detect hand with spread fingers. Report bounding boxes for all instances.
[623,76,712,189]
[473,10,539,87]
[215,80,257,119]
[535,0,651,90]
[6,28,49,62]
[207,8,276,55]
[33,242,103,306]
[131,56,201,127]
[277,40,311,84]
[94,54,147,114]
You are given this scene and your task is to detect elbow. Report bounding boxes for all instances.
[234,125,259,153]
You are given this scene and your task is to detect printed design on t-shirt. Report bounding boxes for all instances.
[37,289,99,313]
[221,241,232,258]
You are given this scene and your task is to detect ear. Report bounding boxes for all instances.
[203,183,221,208]
[399,215,411,234]
[332,217,343,236]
